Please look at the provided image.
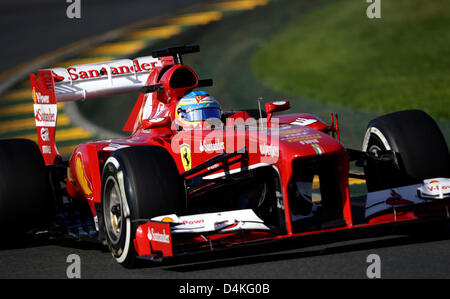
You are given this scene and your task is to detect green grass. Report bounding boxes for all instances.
[252,0,450,120]
[76,0,449,147]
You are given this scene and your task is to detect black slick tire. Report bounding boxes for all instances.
[101,145,185,267]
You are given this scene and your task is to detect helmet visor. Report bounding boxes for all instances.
[184,108,221,122]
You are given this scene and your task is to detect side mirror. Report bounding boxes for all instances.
[265,100,290,121]
[142,117,171,130]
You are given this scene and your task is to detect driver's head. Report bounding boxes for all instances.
[175,91,221,129]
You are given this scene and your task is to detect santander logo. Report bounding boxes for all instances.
[34,104,58,127]
[147,227,170,244]
[66,59,157,81]
[35,109,56,122]
[199,138,224,153]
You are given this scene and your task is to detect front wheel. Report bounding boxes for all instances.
[101,146,185,267]
[362,110,450,192]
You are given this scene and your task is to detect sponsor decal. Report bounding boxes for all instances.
[182,218,205,228]
[311,144,324,155]
[259,143,279,158]
[427,184,450,192]
[161,217,174,223]
[199,138,225,153]
[418,178,450,200]
[291,117,317,126]
[286,134,322,143]
[279,128,305,135]
[300,139,320,145]
[180,143,192,171]
[42,145,52,154]
[34,104,57,127]
[207,163,220,171]
[32,89,50,104]
[40,127,50,142]
[66,59,157,81]
[147,227,170,244]
[182,219,205,226]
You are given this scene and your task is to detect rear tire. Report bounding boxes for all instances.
[0,139,54,242]
[362,110,450,192]
[101,146,185,267]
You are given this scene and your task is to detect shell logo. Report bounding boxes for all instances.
[161,217,174,223]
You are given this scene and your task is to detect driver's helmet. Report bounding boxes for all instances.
[175,91,221,129]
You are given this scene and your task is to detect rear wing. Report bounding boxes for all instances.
[30,45,202,164]
[30,55,162,164]
[41,56,161,102]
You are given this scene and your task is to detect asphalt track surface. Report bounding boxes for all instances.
[1,223,450,279]
[0,0,450,280]
[0,0,216,74]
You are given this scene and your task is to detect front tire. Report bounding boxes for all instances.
[362,110,450,192]
[101,146,185,267]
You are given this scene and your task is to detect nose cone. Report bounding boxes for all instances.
[277,125,344,160]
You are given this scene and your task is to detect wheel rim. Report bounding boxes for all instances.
[104,176,123,245]
[368,144,382,158]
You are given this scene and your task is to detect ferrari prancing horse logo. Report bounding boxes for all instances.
[180,143,192,171]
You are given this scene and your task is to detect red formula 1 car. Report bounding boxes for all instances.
[0,45,449,267]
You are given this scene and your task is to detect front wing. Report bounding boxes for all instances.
[133,179,450,260]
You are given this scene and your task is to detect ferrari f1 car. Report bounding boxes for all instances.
[0,45,449,267]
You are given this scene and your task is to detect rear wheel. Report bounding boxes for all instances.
[362,110,450,192]
[0,139,54,242]
[101,146,185,267]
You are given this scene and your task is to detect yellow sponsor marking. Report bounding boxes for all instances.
[213,0,269,11]
[124,25,182,40]
[14,127,92,142]
[83,40,147,56]
[0,114,71,134]
[167,11,222,26]
[51,56,115,68]
[0,102,64,117]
